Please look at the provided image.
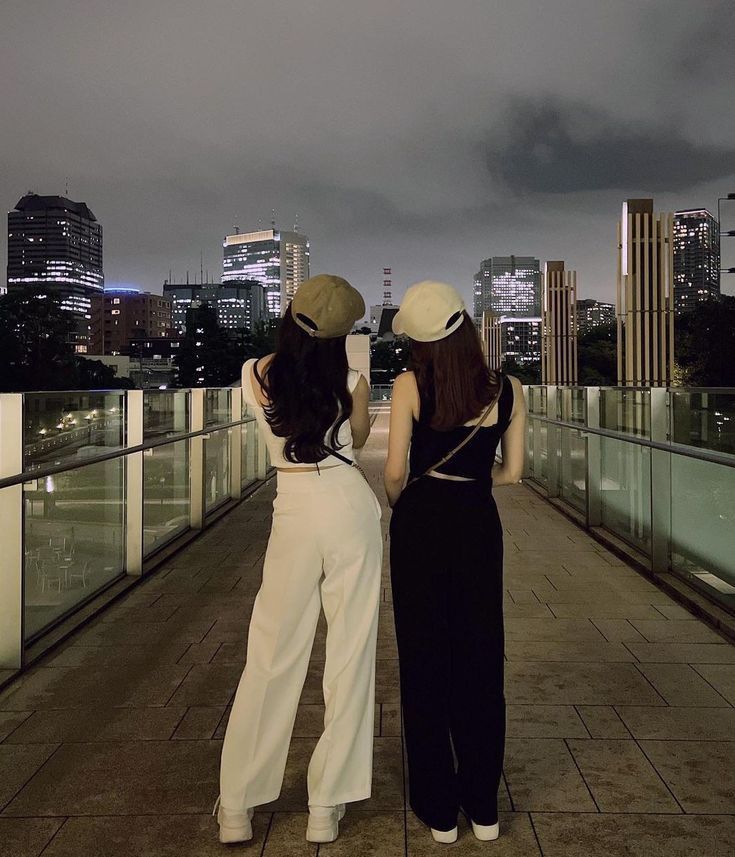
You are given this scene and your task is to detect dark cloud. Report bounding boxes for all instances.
[487,100,735,194]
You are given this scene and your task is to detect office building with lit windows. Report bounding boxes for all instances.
[476,255,541,318]
[7,193,104,350]
[222,227,309,316]
[163,280,267,334]
[673,209,720,314]
[576,298,616,335]
[481,311,541,368]
[90,288,172,355]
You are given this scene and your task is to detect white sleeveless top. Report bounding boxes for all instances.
[241,358,364,468]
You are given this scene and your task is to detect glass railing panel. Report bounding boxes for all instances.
[205,426,231,513]
[143,440,190,556]
[600,436,651,552]
[600,388,650,438]
[23,392,126,470]
[142,390,191,556]
[527,386,548,416]
[143,390,190,440]
[559,426,587,513]
[529,418,549,488]
[205,388,231,427]
[671,390,735,455]
[559,387,587,424]
[241,418,258,490]
[23,457,125,640]
[670,454,735,603]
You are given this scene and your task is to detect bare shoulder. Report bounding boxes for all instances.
[392,370,417,394]
[503,374,526,413]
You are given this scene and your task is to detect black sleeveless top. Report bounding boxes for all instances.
[408,373,514,483]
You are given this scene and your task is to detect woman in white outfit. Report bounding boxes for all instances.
[216,275,383,845]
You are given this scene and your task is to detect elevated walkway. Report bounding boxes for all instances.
[1,410,734,855]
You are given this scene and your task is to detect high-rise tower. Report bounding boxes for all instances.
[476,256,541,318]
[7,193,104,350]
[222,226,309,316]
[673,209,720,314]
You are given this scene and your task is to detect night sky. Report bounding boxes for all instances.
[2,1,734,309]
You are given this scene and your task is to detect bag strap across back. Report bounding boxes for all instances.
[406,373,504,488]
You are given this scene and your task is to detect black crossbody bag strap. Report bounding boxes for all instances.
[405,374,504,488]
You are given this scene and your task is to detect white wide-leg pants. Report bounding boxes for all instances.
[219,464,383,815]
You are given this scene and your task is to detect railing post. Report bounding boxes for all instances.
[125,390,144,576]
[546,386,559,497]
[650,387,671,573]
[522,385,531,479]
[0,394,24,669]
[585,386,602,528]
[190,389,205,530]
[230,387,242,501]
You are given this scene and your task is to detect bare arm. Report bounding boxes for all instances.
[383,372,417,507]
[492,375,526,486]
[349,374,371,449]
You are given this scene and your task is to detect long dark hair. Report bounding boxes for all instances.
[258,306,352,462]
[410,311,499,431]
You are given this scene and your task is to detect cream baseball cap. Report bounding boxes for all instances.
[392,280,466,342]
[291,274,366,339]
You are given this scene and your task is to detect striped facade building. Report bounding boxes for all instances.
[616,199,675,386]
[541,261,578,385]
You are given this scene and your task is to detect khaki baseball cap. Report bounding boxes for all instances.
[291,274,366,339]
[392,280,466,342]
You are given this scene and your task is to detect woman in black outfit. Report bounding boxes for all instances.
[384,281,526,844]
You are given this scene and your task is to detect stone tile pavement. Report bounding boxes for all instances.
[1,408,734,855]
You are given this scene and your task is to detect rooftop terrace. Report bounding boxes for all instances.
[1,408,734,856]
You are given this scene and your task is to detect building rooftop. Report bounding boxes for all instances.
[13,193,98,222]
[0,409,734,855]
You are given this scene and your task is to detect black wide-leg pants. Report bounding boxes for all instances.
[389,477,505,832]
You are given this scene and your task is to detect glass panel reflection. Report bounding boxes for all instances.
[205,427,230,513]
[23,458,125,640]
[24,392,125,470]
[559,427,587,513]
[671,455,735,601]
[600,436,650,552]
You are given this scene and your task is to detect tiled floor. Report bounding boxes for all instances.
[1,408,734,856]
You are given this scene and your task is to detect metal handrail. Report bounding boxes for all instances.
[0,417,256,491]
[527,414,735,469]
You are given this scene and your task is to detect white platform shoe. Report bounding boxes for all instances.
[306,803,346,843]
[216,806,255,844]
[430,826,458,844]
[471,820,500,841]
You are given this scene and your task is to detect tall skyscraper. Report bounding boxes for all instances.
[163,280,267,334]
[673,209,720,314]
[616,198,675,386]
[222,227,309,316]
[542,261,578,385]
[90,288,172,355]
[476,256,541,318]
[7,193,104,350]
[576,299,615,335]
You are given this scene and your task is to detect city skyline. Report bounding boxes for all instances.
[1,2,734,310]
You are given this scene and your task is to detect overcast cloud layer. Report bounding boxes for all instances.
[2,0,734,308]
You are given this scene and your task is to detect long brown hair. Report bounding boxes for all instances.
[259,306,352,462]
[409,311,499,430]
